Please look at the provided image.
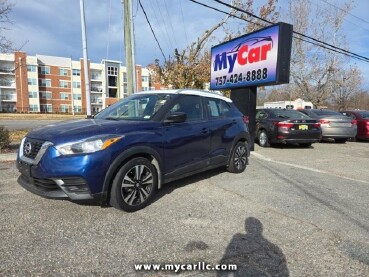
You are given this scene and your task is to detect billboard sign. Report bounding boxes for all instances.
[210,22,293,90]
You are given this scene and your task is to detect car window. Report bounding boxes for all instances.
[95,93,173,121]
[169,95,204,122]
[341,112,355,119]
[270,109,310,119]
[256,110,268,119]
[313,110,341,116]
[206,98,231,119]
[357,111,369,119]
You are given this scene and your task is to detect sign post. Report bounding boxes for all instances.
[210,22,293,150]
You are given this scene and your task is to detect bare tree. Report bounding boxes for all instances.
[0,0,14,53]
[287,0,362,108]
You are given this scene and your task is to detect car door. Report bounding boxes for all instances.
[204,97,236,166]
[163,95,211,177]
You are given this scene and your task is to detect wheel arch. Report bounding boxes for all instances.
[101,146,164,205]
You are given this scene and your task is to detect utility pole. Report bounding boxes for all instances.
[79,0,92,117]
[122,0,136,95]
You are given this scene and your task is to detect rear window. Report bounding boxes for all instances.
[270,109,310,119]
[313,110,341,116]
[357,111,369,119]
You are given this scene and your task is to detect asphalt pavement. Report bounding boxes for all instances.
[1,142,368,276]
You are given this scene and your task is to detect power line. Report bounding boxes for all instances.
[138,0,167,62]
[320,0,369,26]
[188,0,369,64]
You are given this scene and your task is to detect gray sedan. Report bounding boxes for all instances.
[299,109,357,143]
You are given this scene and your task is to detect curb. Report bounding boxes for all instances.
[0,153,17,162]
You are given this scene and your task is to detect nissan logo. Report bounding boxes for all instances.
[24,142,32,155]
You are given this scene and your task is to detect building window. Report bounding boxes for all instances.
[27,65,37,72]
[73,81,81,88]
[41,91,52,99]
[107,66,118,76]
[73,106,82,112]
[40,66,50,75]
[142,76,149,82]
[60,92,69,100]
[123,72,127,82]
[28,91,38,98]
[29,104,39,112]
[39,79,51,87]
[59,68,68,76]
[41,104,52,113]
[73,93,82,100]
[28,78,37,86]
[60,104,69,113]
[59,80,69,88]
[72,69,81,76]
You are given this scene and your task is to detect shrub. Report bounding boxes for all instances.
[0,126,10,150]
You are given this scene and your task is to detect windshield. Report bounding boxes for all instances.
[95,93,173,121]
[270,109,311,119]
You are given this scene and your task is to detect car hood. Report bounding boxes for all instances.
[25,119,157,145]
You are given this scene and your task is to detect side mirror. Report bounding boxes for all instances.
[164,112,187,124]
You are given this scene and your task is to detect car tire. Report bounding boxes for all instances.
[258,130,270,147]
[228,141,248,173]
[335,138,347,143]
[109,157,157,212]
[299,143,312,148]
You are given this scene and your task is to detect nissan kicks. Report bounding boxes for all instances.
[17,89,250,212]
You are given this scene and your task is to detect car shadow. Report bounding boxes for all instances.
[270,143,315,149]
[217,217,289,276]
[71,167,227,208]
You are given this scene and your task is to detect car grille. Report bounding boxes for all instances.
[23,138,45,159]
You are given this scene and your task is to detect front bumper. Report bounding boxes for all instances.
[16,138,116,202]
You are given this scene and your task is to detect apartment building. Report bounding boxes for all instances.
[0,52,152,113]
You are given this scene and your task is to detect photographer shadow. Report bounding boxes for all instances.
[218,217,289,277]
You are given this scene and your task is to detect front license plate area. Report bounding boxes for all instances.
[18,161,32,178]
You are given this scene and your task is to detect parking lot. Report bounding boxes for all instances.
[1,141,369,276]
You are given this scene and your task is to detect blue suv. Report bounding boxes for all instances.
[17,89,250,212]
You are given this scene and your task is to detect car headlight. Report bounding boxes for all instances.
[55,135,123,155]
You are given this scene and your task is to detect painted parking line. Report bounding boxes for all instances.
[251,151,369,185]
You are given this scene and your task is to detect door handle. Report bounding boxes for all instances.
[201,128,209,134]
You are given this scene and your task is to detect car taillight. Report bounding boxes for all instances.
[273,121,294,128]
[319,119,330,125]
[242,115,249,124]
[313,122,320,128]
[351,120,357,125]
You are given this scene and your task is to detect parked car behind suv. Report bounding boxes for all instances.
[17,89,250,212]
[256,108,321,147]
[299,109,357,143]
[341,110,369,141]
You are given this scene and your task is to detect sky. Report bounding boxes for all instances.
[5,0,369,88]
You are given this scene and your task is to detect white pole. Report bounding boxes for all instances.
[18,57,24,112]
[79,0,91,117]
[70,57,75,116]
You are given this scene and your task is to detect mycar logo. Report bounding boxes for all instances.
[210,23,293,90]
[213,36,273,74]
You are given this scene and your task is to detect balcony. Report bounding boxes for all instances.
[91,74,102,81]
[91,97,103,104]
[0,81,15,87]
[91,86,103,93]
[0,67,14,74]
[0,94,17,101]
